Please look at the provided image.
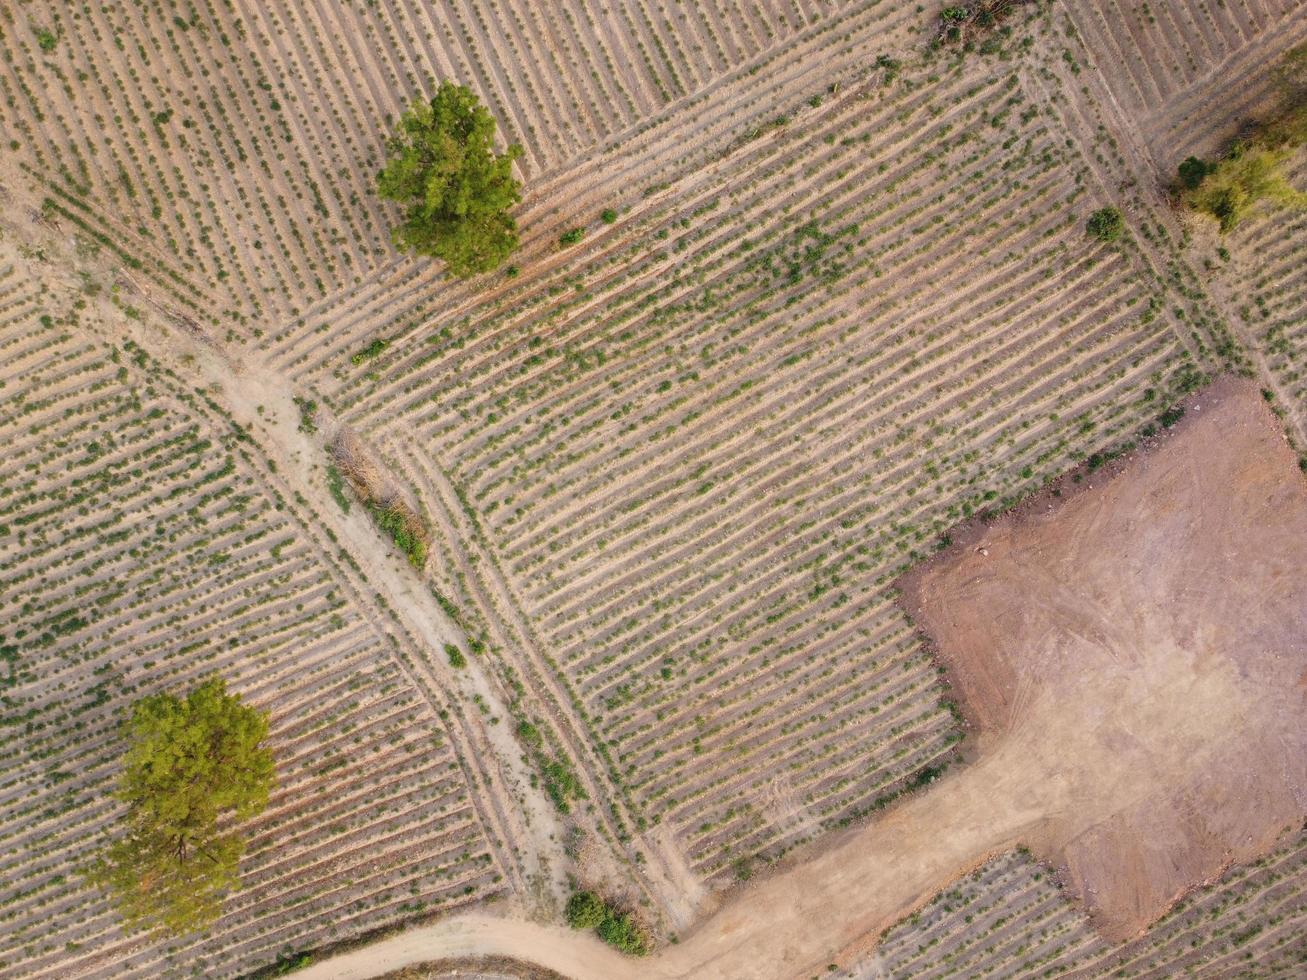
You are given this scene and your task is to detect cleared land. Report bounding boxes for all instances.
[899,375,1307,942]
[1,0,1306,977]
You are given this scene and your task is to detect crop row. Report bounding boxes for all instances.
[0,260,502,978]
[281,32,1215,884]
[872,826,1307,979]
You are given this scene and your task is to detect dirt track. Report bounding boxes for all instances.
[299,377,1307,978]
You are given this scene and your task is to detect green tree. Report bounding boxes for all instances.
[1085,206,1125,242]
[89,676,274,936]
[1177,155,1213,191]
[377,82,523,277]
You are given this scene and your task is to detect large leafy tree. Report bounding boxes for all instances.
[377,82,523,277]
[89,676,274,936]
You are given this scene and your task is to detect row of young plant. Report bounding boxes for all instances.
[298,36,1207,889]
[875,826,1307,978]
[0,273,503,978]
[1064,0,1294,117]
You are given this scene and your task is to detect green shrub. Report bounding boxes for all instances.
[1177,155,1213,190]
[559,227,585,246]
[292,396,317,434]
[445,644,466,668]
[325,465,350,513]
[516,719,543,748]
[364,500,428,567]
[542,758,585,811]
[564,891,650,955]
[350,338,388,365]
[565,890,606,929]
[597,910,649,955]
[1085,206,1125,242]
[600,208,618,224]
[35,28,58,52]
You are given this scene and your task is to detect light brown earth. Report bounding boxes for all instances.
[900,374,1307,942]
[296,376,1307,979]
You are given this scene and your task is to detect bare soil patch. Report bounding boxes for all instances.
[899,375,1307,941]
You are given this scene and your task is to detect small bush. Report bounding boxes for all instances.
[350,338,388,365]
[1086,206,1125,242]
[600,208,618,224]
[516,720,543,748]
[364,500,427,567]
[542,758,585,811]
[292,396,317,434]
[565,891,606,929]
[445,644,466,668]
[597,910,649,955]
[34,28,58,52]
[559,227,585,246]
[1177,155,1213,190]
[564,891,650,955]
[874,54,902,85]
[325,465,350,513]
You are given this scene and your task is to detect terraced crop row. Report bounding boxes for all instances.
[0,256,503,979]
[872,826,1307,979]
[277,22,1222,887]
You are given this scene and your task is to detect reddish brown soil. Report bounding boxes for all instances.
[899,375,1307,941]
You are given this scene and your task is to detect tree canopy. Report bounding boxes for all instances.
[1085,206,1125,242]
[89,676,274,936]
[377,82,523,277]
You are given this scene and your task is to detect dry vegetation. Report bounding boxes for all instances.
[0,0,1305,977]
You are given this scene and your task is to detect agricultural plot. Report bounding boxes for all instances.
[0,0,905,334]
[275,8,1236,902]
[0,249,507,978]
[1,0,1306,976]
